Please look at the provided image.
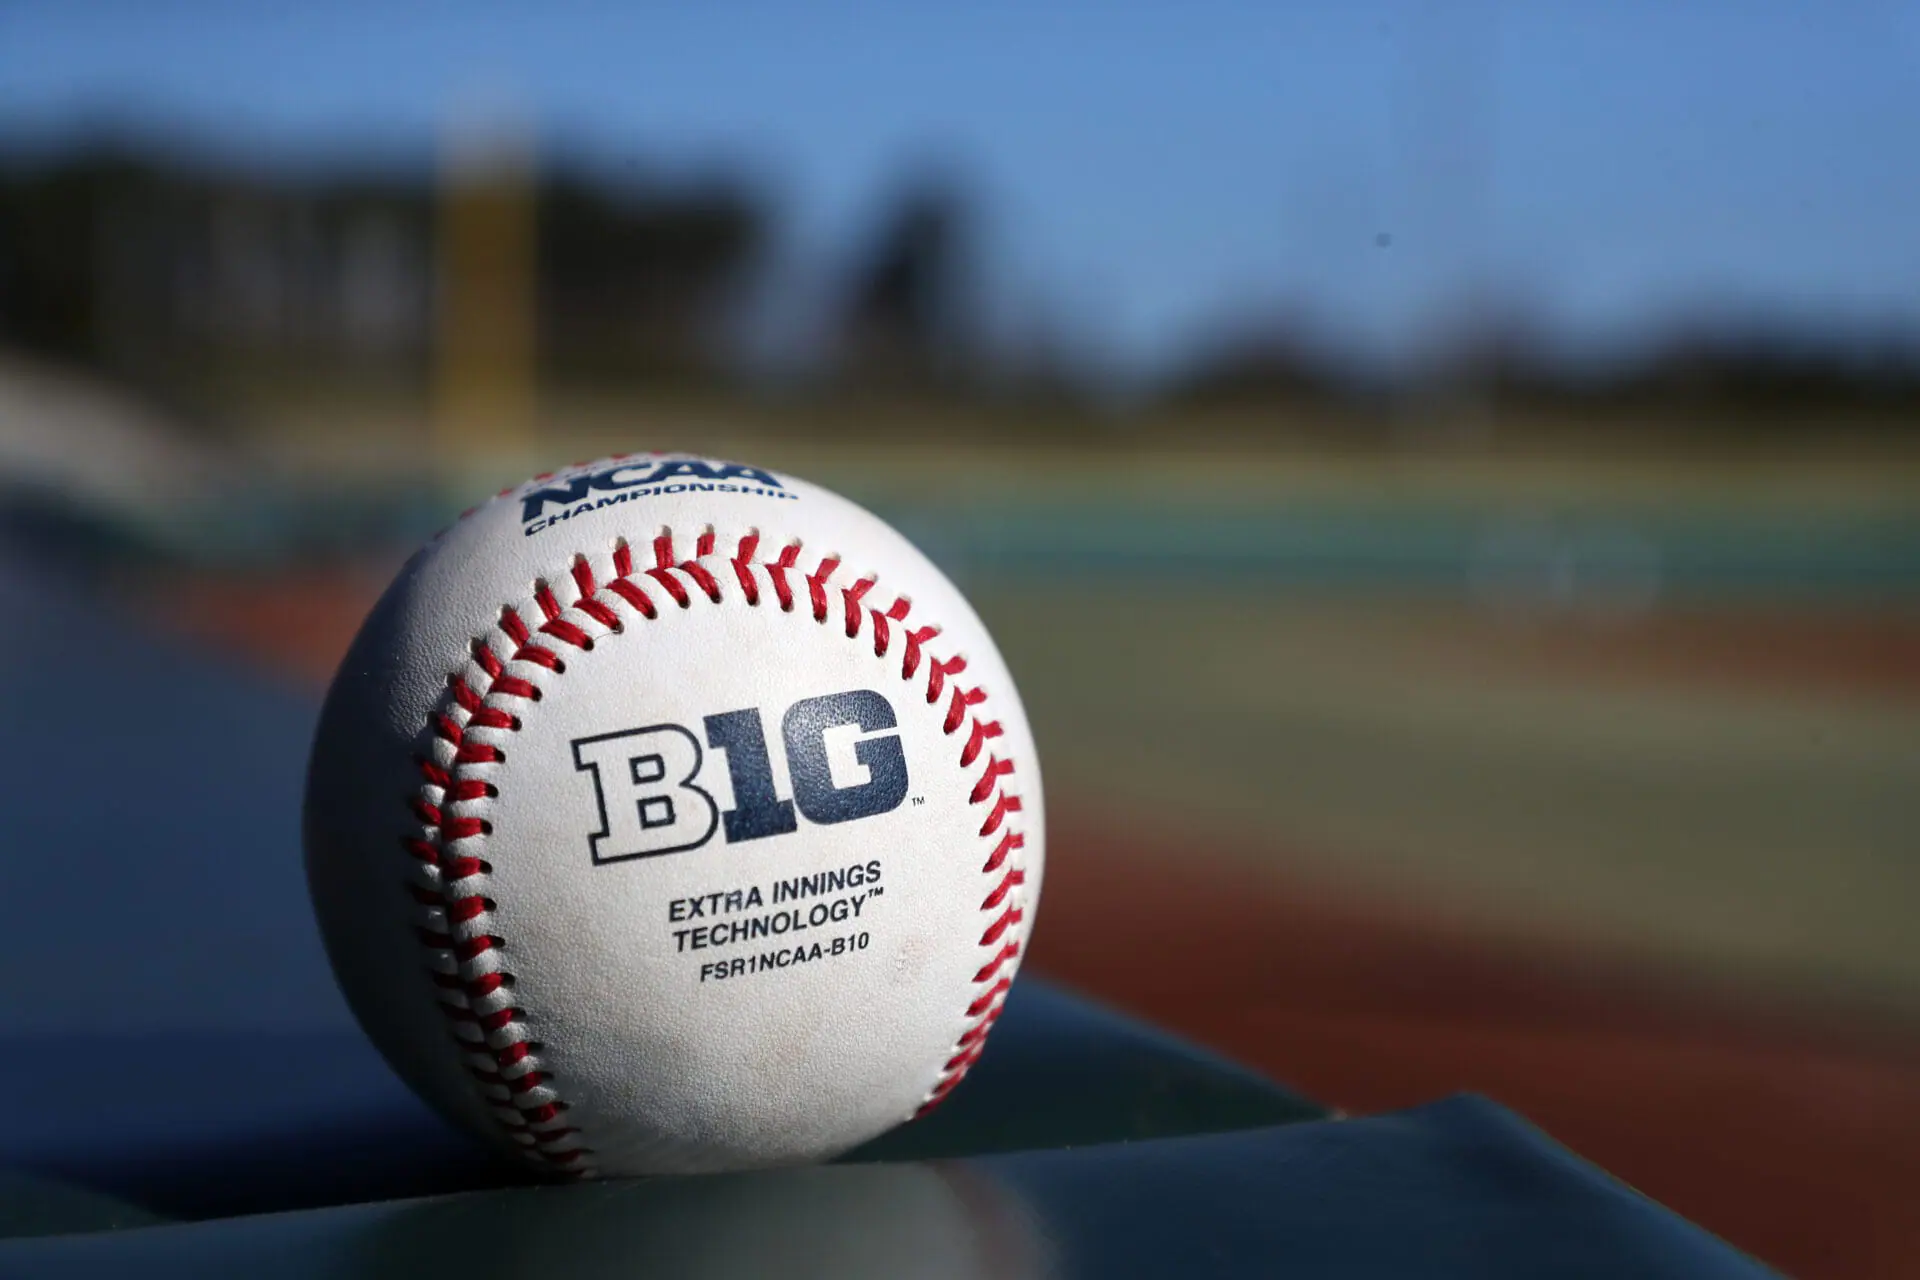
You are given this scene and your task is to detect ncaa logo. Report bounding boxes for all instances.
[570,689,909,864]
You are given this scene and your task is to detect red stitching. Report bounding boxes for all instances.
[490,675,539,703]
[572,562,622,630]
[978,791,1022,837]
[901,625,938,679]
[959,718,1002,768]
[918,1073,966,1113]
[645,564,691,610]
[806,556,840,622]
[841,576,876,638]
[980,905,1023,947]
[868,596,908,656]
[646,565,689,607]
[446,893,487,920]
[983,831,1023,873]
[457,935,502,962]
[954,1014,996,1051]
[967,755,1014,804]
[511,643,561,671]
[730,533,762,604]
[944,686,986,735]
[449,677,485,714]
[570,557,597,599]
[917,983,1008,1117]
[605,576,657,618]
[653,531,723,602]
[981,868,1025,911]
[401,525,1029,1167]
[765,542,801,611]
[539,617,593,650]
[500,607,530,647]
[965,977,1013,1019]
[926,654,966,705]
[973,940,1020,983]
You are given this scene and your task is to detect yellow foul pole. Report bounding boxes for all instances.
[434,116,536,456]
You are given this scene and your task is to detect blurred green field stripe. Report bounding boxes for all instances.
[17,476,1920,597]
[879,501,1920,597]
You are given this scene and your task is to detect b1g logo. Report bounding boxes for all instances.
[571,689,908,864]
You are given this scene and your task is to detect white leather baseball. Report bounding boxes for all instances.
[304,454,1043,1176]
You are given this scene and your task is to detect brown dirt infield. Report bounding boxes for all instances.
[1416,605,1920,704]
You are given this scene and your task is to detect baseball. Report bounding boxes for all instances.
[304,453,1043,1176]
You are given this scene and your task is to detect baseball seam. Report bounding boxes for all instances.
[400,526,1029,1174]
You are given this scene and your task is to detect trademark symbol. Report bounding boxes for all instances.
[911,796,926,806]
[869,886,884,897]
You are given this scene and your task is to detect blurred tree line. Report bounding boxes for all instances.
[0,142,777,394]
[3,137,1917,431]
[1171,314,1920,429]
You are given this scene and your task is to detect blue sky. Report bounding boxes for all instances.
[3,1,1917,371]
